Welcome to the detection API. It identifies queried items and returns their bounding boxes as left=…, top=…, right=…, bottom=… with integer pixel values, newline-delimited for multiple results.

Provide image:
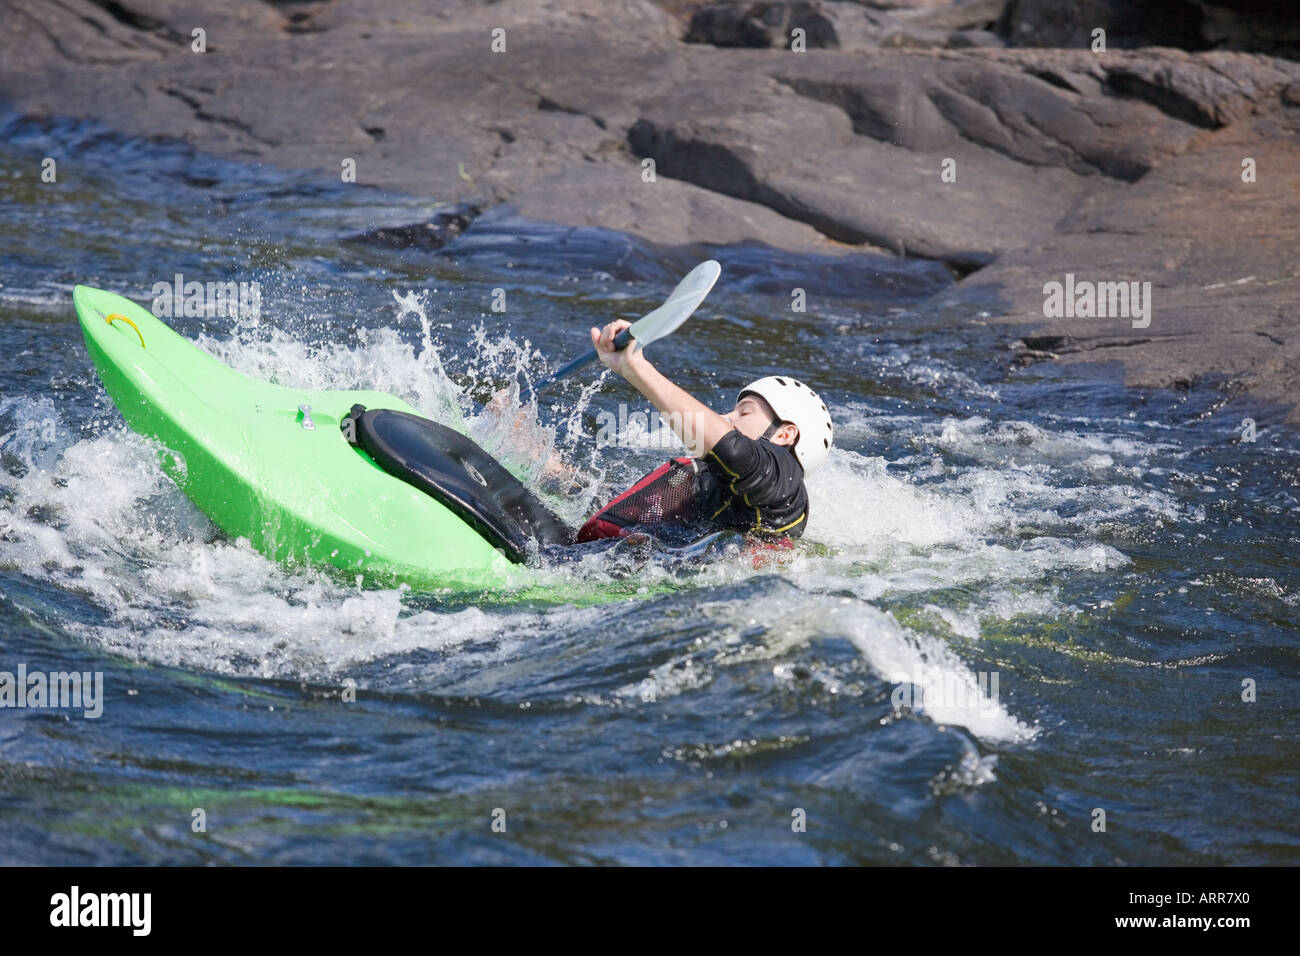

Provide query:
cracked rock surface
left=2, top=0, right=1297, bottom=421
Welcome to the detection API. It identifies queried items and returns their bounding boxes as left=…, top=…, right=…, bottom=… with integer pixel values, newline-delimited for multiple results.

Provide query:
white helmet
left=738, top=376, right=833, bottom=475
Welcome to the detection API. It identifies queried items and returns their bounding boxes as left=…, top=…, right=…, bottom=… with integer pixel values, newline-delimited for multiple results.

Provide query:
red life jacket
left=577, top=457, right=701, bottom=542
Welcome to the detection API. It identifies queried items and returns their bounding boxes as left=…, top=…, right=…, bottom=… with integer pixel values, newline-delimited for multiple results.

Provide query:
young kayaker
left=573, top=318, right=833, bottom=543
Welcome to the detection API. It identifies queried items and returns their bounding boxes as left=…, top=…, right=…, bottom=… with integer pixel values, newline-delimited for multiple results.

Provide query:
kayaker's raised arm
left=590, top=319, right=733, bottom=458
left=577, top=318, right=832, bottom=544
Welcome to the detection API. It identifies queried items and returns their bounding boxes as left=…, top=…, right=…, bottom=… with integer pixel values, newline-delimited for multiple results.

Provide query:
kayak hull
left=73, top=285, right=511, bottom=589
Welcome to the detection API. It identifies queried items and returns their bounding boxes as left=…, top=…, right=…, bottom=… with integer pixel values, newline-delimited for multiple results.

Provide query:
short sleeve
left=707, top=430, right=798, bottom=504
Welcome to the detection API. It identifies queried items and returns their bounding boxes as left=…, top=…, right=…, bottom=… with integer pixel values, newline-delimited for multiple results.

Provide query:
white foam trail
left=615, top=587, right=1036, bottom=744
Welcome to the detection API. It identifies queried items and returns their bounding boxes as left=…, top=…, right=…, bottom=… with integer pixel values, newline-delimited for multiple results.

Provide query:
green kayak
left=74, top=285, right=537, bottom=591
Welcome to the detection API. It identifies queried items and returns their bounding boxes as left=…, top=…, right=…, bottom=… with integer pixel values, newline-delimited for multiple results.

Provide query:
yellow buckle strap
left=105, top=313, right=145, bottom=349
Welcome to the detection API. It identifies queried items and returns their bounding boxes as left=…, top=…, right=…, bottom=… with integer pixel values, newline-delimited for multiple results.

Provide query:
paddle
left=528, top=260, right=721, bottom=399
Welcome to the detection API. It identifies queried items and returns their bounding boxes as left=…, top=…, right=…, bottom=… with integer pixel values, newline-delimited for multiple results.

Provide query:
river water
left=1, top=114, right=1296, bottom=865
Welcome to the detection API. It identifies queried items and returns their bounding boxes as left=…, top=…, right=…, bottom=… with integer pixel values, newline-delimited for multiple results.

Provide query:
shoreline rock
left=1, top=0, right=1297, bottom=422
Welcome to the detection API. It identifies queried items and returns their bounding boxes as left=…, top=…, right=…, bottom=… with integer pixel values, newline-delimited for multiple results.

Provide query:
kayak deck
left=73, top=285, right=513, bottom=589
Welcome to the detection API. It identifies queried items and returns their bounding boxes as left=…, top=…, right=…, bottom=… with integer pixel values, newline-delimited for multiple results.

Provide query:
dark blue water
left=1, top=114, right=1297, bottom=865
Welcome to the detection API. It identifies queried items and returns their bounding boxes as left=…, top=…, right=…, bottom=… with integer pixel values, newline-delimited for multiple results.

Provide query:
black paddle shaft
left=529, top=327, right=635, bottom=398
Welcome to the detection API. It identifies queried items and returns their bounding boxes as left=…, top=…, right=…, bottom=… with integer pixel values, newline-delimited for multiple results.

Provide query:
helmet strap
left=761, top=418, right=781, bottom=441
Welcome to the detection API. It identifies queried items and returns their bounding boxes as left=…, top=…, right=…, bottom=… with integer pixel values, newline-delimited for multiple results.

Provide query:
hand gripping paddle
left=529, top=260, right=721, bottom=398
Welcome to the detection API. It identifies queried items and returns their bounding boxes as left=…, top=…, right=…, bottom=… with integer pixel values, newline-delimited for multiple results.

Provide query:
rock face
left=1002, top=0, right=1209, bottom=51
left=943, top=102, right=1300, bottom=413
left=679, top=0, right=1300, bottom=57
left=343, top=203, right=483, bottom=251
left=1005, top=0, right=1300, bottom=58
left=1, top=0, right=1298, bottom=420
left=1197, top=1, right=1300, bottom=59
left=684, top=0, right=1006, bottom=51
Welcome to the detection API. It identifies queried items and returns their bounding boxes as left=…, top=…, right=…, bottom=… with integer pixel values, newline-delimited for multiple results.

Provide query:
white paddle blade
left=627, top=259, right=721, bottom=349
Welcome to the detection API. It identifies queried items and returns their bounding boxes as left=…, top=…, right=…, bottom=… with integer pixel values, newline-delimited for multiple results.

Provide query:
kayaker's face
left=724, top=394, right=798, bottom=446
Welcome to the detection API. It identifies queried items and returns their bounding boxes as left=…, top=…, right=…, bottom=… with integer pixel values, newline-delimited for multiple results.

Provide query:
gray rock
left=1002, top=0, right=1300, bottom=58
left=2, top=0, right=1298, bottom=421
left=894, top=0, right=1007, bottom=32
left=945, top=29, right=1006, bottom=48
left=1004, top=0, right=1208, bottom=51
left=344, top=203, right=484, bottom=251
left=1198, top=1, right=1300, bottom=58
left=947, top=104, right=1300, bottom=420
left=685, top=1, right=900, bottom=51
left=682, top=0, right=1008, bottom=51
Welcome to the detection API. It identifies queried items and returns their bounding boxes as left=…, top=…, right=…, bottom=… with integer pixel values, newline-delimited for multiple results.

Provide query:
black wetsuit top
left=696, top=430, right=809, bottom=538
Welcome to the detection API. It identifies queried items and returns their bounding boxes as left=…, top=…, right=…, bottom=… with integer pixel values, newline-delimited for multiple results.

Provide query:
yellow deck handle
left=105, top=313, right=145, bottom=349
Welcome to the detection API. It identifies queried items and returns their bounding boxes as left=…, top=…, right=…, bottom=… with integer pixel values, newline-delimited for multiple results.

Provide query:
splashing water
left=0, top=124, right=1297, bottom=865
